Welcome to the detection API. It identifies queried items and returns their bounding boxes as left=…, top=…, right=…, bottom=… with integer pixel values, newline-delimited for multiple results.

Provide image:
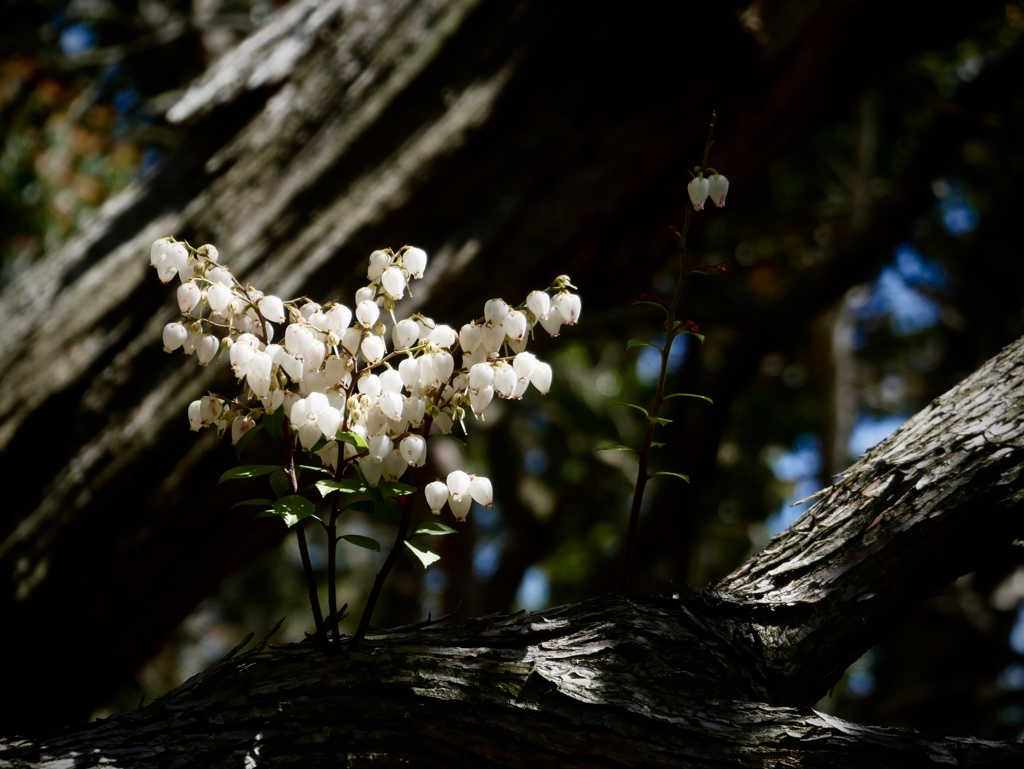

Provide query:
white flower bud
left=162, top=322, right=188, bottom=352
left=196, top=334, right=219, bottom=365
left=526, top=290, right=551, bottom=321
left=399, top=357, right=421, bottom=390
left=493, top=363, right=517, bottom=399
left=552, top=293, right=581, bottom=325
left=708, top=173, right=729, bottom=208
left=368, top=250, right=391, bottom=281
left=356, top=300, right=380, bottom=329
left=512, top=352, right=537, bottom=382
left=177, top=282, right=202, bottom=314
left=369, top=434, right=393, bottom=462
left=259, top=295, right=286, bottom=324
left=361, top=334, right=386, bottom=364
left=446, top=470, right=471, bottom=501
left=688, top=175, right=710, bottom=211
left=428, top=324, right=457, bottom=349
left=468, top=475, right=493, bottom=508
left=382, top=449, right=408, bottom=480
left=393, top=318, right=420, bottom=351
left=459, top=323, right=482, bottom=353
left=381, top=267, right=406, bottom=300
left=400, top=435, right=427, bottom=466
left=469, top=362, right=495, bottom=390
left=425, top=480, right=448, bottom=514
left=379, top=390, right=404, bottom=422
left=502, top=310, right=528, bottom=344
left=449, top=493, right=472, bottom=521
left=484, top=298, right=509, bottom=327
left=325, top=304, right=352, bottom=334
left=530, top=361, right=553, bottom=394
left=403, top=247, right=427, bottom=279
left=206, top=283, right=232, bottom=315
left=469, top=385, right=494, bottom=418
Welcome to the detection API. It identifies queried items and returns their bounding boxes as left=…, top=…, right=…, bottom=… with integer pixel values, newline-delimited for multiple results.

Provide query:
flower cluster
left=151, top=238, right=579, bottom=522
left=687, top=171, right=729, bottom=211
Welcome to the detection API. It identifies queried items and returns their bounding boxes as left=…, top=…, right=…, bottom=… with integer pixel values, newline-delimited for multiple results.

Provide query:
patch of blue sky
left=765, top=434, right=822, bottom=536
left=516, top=566, right=550, bottom=610
left=849, top=414, right=907, bottom=457
left=852, top=245, right=947, bottom=340
left=60, top=23, right=97, bottom=56
left=636, top=334, right=689, bottom=386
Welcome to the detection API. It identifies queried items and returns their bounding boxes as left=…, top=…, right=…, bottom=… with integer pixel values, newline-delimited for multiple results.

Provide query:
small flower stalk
left=151, top=239, right=579, bottom=644
left=609, top=113, right=725, bottom=593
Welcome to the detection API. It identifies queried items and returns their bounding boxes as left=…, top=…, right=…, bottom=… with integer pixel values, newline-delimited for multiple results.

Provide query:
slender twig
left=618, top=113, right=717, bottom=593
left=352, top=491, right=414, bottom=646
left=326, top=491, right=342, bottom=646
left=286, top=433, right=326, bottom=651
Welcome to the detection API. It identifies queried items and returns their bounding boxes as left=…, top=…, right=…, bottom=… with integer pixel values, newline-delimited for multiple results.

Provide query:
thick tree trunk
left=3, top=331, right=1024, bottom=766
left=0, top=0, right=1009, bottom=732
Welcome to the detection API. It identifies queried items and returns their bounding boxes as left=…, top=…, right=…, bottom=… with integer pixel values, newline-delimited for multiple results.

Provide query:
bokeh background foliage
left=3, top=0, right=1024, bottom=740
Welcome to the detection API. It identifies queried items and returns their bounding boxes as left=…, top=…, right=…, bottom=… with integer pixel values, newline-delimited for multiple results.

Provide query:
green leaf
left=269, top=468, right=291, bottom=499
left=233, top=424, right=263, bottom=458
left=337, top=430, right=368, bottom=452
left=663, top=392, right=713, bottom=405
left=219, top=465, right=280, bottom=484
left=650, top=441, right=667, bottom=448
left=298, top=464, right=331, bottom=476
left=413, top=522, right=457, bottom=536
left=626, top=338, right=661, bottom=351
left=609, top=402, right=649, bottom=418
left=231, top=498, right=274, bottom=510
left=263, top=408, right=285, bottom=439
left=404, top=541, right=441, bottom=568
left=652, top=471, right=690, bottom=483
left=381, top=482, right=417, bottom=500
left=596, top=443, right=637, bottom=452
left=271, top=495, right=317, bottom=527
left=315, top=479, right=368, bottom=498
left=340, top=534, right=381, bottom=552
left=648, top=416, right=672, bottom=426
left=682, top=331, right=705, bottom=343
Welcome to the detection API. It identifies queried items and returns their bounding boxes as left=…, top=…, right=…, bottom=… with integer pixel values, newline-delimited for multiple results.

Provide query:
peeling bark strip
left=1, top=596, right=1022, bottom=768
left=4, top=334, right=1024, bottom=764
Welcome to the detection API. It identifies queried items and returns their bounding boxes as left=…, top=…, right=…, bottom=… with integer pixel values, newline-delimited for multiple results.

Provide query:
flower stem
left=352, top=492, right=413, bottom=646
left=285, top=429, right=326, bottom=651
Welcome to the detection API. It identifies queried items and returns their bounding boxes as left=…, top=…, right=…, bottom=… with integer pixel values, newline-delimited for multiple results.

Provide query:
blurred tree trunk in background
left=0, top=0, right=1016, bottom=732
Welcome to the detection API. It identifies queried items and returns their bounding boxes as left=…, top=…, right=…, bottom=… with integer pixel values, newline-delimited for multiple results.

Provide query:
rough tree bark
left=0, top=0, right=1007, bottom=732
left=3, top=330, right=1024, bottom=766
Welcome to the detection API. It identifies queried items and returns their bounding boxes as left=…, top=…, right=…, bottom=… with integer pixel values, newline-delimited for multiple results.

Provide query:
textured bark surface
left=0, top=0, right=1009, bottom=735
left=2, top=333, right=1023, bottom=766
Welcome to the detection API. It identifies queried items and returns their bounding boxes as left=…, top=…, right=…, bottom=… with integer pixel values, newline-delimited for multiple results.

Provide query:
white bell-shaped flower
left=379, top=368, right=404, bottom=393
left=446, top=470, right=471, bottom=501
left=552, top=293, right=581, bottom=325
left=431, top=350, right=455, bottom=385
left=484, top=298, right=509, bottom=327
left=368, top=250, right=391, bottom=281
left=258, top=295, right=286, bottom=324
left=361, top=334, right=386, bottom=364
left=403, top=247, right=427, bottom=278
left=526, top=290, right=551, bottom=321
left=512, top=352, right=537, bottom=382
left=400, top=434, right=426, bottom=466
left=425, top=480, right=448, bottom=514
left=469, top=475, right=493, bottom=508
left=393, top=318, right=420, bottom=351
left=382, top=449, right=408, bottom=480
left=325, top=304, right=352, bottom=335
left=708, top=173, right=729, bottom=208
left=196, top=334, right=220, bottom=365
left=379, top=390, right=404, bottom=422
left=502, top=310, right=528, bottom=344
left=354, top=286, right=375, bottom=304
left=428, top=324, right=457, bottom=349
left=481, top=323, right=505, bottom=354
left=404, top=396, right=426, bottom=426
left=356, top=300, right=380, bottom=329
left=206, top=283, right=232, bottom=315
left=231, top=415, right=257, bottom=445
left=398, top=357, right=421, bottom=390
left=151, top=239, right=190, bottom=283
left=459, top=323, right=482, bottom=353
left=368, top=434, right=393, bottom=462
left=449, top=493, right=472, bottom=521
left=163, top=322, right=188, bottom=353
left=469, top=362, right=495, bottom=390
left=530, top=361, right=553, bottom=394
left=357, top=374, right=383, bottom=398
left=187, top=400, right=203, bottom=431
left=539, top=312, right=562, bottom=337
left=381, top=267, right=406, bottom=300
left=688, top=175, right=710, bottom=211
left=207, top=266, right=233, bottom=287
left=469, top=384, right=494, bottom=418
left=359, top=456, right=384, bottom=486
left=246, top=350, right=273, bottom=398
left=177, top=282, right=202, bottom=314
left=492, top=363, right=517, bottom=399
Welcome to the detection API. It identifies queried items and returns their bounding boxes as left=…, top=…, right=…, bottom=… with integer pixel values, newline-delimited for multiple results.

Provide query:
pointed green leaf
left=337, top=430, right=368, bottom=452
left=680, top=330, right=705, bottom=343
left=652, top=471, right=690, bottom=483
left=648, top=416, right=672, bottom=426
left=269, top=468, right=291, bottom=499
left=233, top=424, right=263, bottom=458
left=315, top=479, right=368, bottom=498
left=650, top=441, right=667, bottom=449
left=298, top=464, right=332, bottom=475
left=413, top=522, right=457, bottom=536
left=381, top=482, right=417, bottom=500
left=340, top=534, right=381, bottom=552
left=596, top=444, right=637, bottom=452
left=219, top=465, right=280, bottom=484
left=663, top=392, right=713, bottom=405
left=231, top=498, right=274, bottom=510
left=404, top=541, right=441, bottom=568
left=626, top=338, right=661, bottom=351
left=609, top=402, right=649, bottom=418
left=271, top=495, right=317, bottom=527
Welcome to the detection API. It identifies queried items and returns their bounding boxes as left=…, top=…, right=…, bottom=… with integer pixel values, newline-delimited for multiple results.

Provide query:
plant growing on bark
left=606, top=114, right=728, bottom=591
left=151, top=239, right=579, bottom=645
